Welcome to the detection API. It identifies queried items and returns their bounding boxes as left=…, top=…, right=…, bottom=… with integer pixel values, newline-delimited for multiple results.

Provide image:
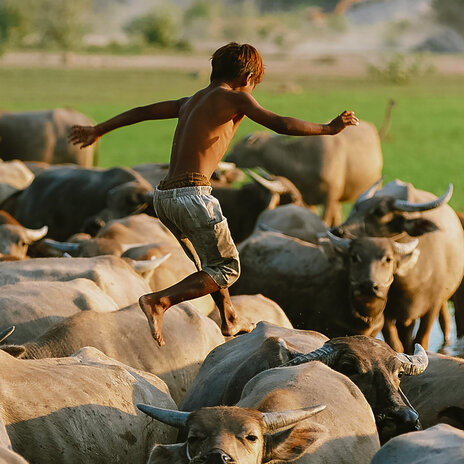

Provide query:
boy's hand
left=68, top=125, right=100, bottom=148
left=328, top=110, right=359, bottom=135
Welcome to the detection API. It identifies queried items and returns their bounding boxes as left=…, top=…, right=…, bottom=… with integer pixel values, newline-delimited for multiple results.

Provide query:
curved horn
left=246, top=169, right=287, bottom=194
left=393, top=184, right=453, bottom=212
left=131, top=253, right=171, bottom=273
left=396, top=344, right=428, bottom=376
left=137, top=404, right=190, bottom=428
left=392, top=238, right=419, bottom=256
left=120, top=243, right=144, bottom=253
left=327, top=230, right=351, bottom=250
left=0, top=326, right=15, bottom=344
left=24, top=226, right=48, bottom=242
left=263, top=405, right=326, bottom=433
left=281, top=343, right=337, bottom=367
left=354, top=177, right=383, bottom=206
left=43, top=238, right=80, bottom=253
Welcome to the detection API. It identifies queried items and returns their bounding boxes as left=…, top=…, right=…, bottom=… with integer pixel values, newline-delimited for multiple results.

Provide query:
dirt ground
left=3, top=51, right=464, bottom=77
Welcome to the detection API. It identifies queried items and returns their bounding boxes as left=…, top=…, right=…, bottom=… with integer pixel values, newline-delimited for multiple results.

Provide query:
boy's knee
left=205, top=257, right=240, bottom=289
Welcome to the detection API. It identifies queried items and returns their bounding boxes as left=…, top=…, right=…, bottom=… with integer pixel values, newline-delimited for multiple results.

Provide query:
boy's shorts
left=153, top=183, right=240, bottom=289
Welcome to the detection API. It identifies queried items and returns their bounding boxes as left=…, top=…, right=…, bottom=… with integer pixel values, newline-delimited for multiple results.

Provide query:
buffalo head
left=327, top=231, right=419, bottom=332
left=282, top=335, right=428, bottom=444
left=331, top=181, right=451, bottom=239
left=0, top=224, right=48, bottom=260
left=138, top=404, right=326, bottom=464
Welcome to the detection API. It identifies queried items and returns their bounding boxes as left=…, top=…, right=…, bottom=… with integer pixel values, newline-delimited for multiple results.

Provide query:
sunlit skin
left=69, top=72, right=359, bottom=346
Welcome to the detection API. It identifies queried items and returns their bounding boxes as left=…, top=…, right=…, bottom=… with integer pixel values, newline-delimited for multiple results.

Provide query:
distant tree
left=35, top=0, right=91, bottom=50
left=125, top=10, right=181, bottom=48
left=433, top=0, right=464, bottom=38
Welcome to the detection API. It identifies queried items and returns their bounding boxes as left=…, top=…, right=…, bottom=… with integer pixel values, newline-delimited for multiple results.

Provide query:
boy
left=69, top=42, right=359, bottom=346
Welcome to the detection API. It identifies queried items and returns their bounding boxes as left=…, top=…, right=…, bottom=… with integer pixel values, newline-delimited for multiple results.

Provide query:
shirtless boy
left=69, top=42, right=359, bottom=346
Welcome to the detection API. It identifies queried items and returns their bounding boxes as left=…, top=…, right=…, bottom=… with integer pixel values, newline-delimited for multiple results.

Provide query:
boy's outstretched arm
left=69, top=97, right=189, bottom=148
left=236, top=92, right=359, bottom=136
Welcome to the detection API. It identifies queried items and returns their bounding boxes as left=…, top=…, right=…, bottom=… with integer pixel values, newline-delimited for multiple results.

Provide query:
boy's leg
left=210, top=288, right=255, bottom=337
left=139, top=270, right=219, bottom=346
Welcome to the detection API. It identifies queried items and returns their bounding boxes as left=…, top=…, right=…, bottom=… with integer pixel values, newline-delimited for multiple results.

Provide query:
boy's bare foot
left=221, top=314, right=256, bottom=338
left=138, top=294, right=167, bottom=346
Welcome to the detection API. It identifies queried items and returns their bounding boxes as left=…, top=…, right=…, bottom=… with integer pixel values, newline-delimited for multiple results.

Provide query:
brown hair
left=210, top=42, right=264, bottom=84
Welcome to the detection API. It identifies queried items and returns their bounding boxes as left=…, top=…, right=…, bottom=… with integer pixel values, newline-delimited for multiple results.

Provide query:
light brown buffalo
left=0, top=347, right=176, bottom=464
left=1, top=302, right=224, bottom=404
left=332, top=180, right=464, bottom=352
left=0, top=108, right=98, bottom=167
left=371, top=424, right=464, bottom=464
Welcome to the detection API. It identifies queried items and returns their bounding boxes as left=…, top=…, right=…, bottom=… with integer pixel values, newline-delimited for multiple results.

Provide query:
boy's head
left=210, top=42, right=264, bottom=86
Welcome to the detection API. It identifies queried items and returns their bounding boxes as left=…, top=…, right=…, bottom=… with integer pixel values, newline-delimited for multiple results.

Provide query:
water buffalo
left=400, top=351, right=464, bottom=430
left=226, top=121, right=383, bottom=226
left=371, top=424, right=464, bottom=464
left=180, top=322, right=427, bottom=448
left=254, top=203, right=327, bottom=243
left=0, top=302, right=224, bottom=404
left=0, top=108, right=98, bottom=167
left=0, top=165, right=154, bottom=240
left=0, top=255, right=163, bottom=308
left=233, top=230, right=420, bottom=338
left=331, top=180, right=464, bottom=352
left=0, top=347, right=176, bottom=463
left=212, top=170, right=305, bottom=243
left=139, top=403, right=328, bottom=464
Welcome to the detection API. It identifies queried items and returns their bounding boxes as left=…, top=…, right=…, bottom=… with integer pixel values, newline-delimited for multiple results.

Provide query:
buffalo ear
left=1, top=345, right=27, bottom=358
left=395, top=249, right=420, bottom=277
left=403, top=218, right=438, bottom=237
left=264, top=422, right=327, bottom=463
left=147, top=443, right=187, bottom=464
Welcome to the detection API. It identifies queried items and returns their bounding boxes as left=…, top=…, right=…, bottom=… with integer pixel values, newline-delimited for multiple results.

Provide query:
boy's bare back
left=169, top=84, right=246, bottom=179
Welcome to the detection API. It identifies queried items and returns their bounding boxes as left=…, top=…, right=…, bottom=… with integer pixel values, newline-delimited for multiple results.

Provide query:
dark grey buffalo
left=232, top=230, right=420, bottom=338
left=0, top=165, right=154, bottom=240
left=331, top=179, right=464, bottom=352
left=212, top=170, right=305, bottom=243
left=226, top=121, right=383, bottom=226
left=180, top=322, right=428, bottom=448
left=0, top=108, right=98, bottom=167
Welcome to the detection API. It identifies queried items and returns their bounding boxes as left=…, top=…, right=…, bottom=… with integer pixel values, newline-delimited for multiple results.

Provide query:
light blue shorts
left=153, top=186, right=240, bottom=288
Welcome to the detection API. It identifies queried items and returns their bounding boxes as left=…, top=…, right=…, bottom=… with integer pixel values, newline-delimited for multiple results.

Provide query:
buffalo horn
left=396, top=344, right=428, bottom=376
left=327, top=230, right=351, bottom=249
left=281, top=343, right=337, bottom=367
left=43, top=239, right=80, bottom=253
left=354, top=177, right=383, bottom=206
left=217, top=161, right=236, bottom=171
left=24, top=226, right=48, bottom=242
left=263, top=405, right=326, bottom=433
left=246, top=169, right=287, bottom=194
left=131, top=253, right=171, bottom=273
left=392, top=239, right=419, bottom=255
left=393, top=184, right=453, bottom=212
left=0, top=326, right=15, bottom=344
left=137, top=404, right=190, bottom=428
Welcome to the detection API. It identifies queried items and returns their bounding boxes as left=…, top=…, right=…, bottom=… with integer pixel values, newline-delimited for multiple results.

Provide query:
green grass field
left=1, top=66, right=463, bottom=210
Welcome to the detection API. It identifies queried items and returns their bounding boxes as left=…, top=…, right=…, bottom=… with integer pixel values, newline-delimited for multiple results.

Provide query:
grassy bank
left=1, top=66, right=463, bottom=209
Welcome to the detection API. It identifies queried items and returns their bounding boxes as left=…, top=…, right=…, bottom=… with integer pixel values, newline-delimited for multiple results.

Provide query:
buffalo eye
left=398, top=370, right=404, bottom=379
left=246, top=434, right=258, bottom=442
left=382, top=255, right=393, bottom=264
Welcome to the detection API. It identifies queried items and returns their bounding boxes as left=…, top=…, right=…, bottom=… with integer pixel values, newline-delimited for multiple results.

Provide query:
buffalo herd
left=0, top=110, right=462, bottom=463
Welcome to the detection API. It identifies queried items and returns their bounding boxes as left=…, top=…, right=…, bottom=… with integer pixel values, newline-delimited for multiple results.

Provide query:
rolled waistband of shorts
left=158, top=172, right=211, bottom=190
left=154, top=185, right=212, bottom=199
